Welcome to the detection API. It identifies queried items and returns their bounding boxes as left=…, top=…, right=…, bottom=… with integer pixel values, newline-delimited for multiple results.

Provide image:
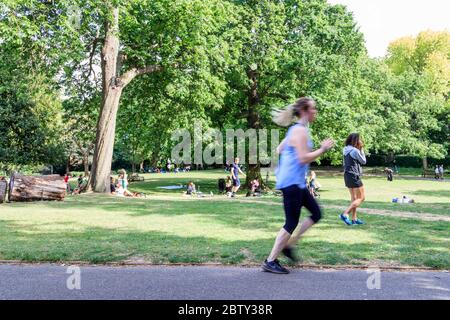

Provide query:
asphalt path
left=0, top=264, right=448, bottom=300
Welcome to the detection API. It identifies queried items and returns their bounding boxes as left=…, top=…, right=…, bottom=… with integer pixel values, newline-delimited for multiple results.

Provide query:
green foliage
left=0, top=75, right=64, bottom=168
left=385, top=31, right=450, bottom=160
left=0, top=0, right=448, bottom=171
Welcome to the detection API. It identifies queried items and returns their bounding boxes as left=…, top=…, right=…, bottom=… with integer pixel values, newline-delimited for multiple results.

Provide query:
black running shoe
left=282, top=247, right=299, bottom=263
left=262, top=259, right=290, bottom=274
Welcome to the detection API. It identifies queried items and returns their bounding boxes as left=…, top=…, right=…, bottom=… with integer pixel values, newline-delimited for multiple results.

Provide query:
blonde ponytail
left=272, top=97, right=315, bottom=127
left=272, top=104, right=295, bottom=127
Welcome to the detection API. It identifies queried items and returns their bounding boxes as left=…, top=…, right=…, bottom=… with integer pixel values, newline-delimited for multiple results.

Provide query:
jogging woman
left=262, top=97, right=334, bottom=274
left=340, top=133, right=366, bottom=226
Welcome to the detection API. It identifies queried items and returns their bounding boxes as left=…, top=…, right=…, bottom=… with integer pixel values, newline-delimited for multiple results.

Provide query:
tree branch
left=87, top=30, right=101, bottom=81
left=118, top=65, right=164, bottom=88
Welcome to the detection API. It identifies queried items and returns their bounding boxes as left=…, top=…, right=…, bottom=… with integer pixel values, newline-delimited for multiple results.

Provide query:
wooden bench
left=422, top=169, right=437, bottom=178
left=366, top=168, right=385, bottom=175
left=129, top=174, right=145, bottom=182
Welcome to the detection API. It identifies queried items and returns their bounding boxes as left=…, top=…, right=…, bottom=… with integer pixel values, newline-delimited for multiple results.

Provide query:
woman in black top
left=340, top=133, right=367, bottom=226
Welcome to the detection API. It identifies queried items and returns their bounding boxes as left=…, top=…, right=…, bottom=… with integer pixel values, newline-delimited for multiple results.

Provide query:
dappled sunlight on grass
left=308, top=223, right=378, bottom=244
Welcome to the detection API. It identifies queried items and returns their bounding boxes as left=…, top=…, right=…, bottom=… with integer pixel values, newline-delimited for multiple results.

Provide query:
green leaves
left=384, top=31, right=450, bottom=160
left=0, top=0, right=447, bottom=171
left=0, top=74, right=64, bottom=167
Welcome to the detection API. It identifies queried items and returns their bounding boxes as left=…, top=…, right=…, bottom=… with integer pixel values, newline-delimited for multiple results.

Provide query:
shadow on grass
left=1, top=196, right=448, bottom=268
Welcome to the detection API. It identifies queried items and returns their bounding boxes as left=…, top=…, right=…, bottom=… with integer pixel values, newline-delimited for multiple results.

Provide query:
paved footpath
left=0, top=264, right=449, bottom=300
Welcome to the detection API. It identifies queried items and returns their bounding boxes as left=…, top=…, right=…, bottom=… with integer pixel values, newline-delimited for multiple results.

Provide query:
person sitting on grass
left=118, top=169, right=129, bottom=190
left=247, top=179, right=261, bottom=197
left=402, top=196, right=415, bottom=203
left=115, top=182, right=125, bottom=196
left=110, top=177, right=117, bottom=194
left=73, top=177, right=88, bottom=195
left=225, top=176, right=232, bottom=194
left=307, top=171, right=321, bottom=197
left=114, top=182, right=137, bottom=197
left=77, top=174, right=84, bottom=188
left=186, top=181, right=196, bottom=195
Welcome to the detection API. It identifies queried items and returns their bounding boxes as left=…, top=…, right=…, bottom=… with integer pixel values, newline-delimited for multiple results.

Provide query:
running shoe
left=352, top=219, right=365, bottom=225
left=339, top=214, right=352, bottom=226
left=262, top=259, right=290, bottom=274
left=282, top=247, right=299, bottom=263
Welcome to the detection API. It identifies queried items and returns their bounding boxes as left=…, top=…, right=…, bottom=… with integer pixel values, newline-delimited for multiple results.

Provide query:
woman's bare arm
left=277, top=138, right=288, bottom=154
left=290, top=127, right=334, bottom=164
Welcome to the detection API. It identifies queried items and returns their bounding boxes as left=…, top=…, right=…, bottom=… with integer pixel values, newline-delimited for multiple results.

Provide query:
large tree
left=386, top=30, right=450, bottom=169
left=216, top=0, right=365, bottom=186
left=86, top=0, right=235, bottom=192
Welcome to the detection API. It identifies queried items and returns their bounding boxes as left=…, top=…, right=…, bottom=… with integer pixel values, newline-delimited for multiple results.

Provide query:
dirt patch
left=323, top=205, right=450, bottom=222
left=239, top=248, right=256, bottom=264
left=134, top=195, right=450, bottom=222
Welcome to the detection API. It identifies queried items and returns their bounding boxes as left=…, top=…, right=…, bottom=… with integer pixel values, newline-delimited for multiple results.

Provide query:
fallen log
left=8, top=173, right=66, bottom=202
left=0, top=179, right=7, bottom=203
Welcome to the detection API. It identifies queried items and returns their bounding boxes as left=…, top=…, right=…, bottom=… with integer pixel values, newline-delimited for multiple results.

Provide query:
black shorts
left=344, top=173, right=363, bottom=188
left=281, top=185, right=322, bottom=234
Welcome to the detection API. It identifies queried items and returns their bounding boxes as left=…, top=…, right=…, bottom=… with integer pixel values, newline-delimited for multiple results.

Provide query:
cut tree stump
left=8, top=173, right=66, bottom=202
left=0, top=180, right=7, bottom=203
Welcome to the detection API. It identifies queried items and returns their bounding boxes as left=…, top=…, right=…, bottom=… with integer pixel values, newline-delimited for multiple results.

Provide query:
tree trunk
left=89, top=6, right=163, bottom=193
left=140, top=161, right=144, bottom=172
left=245, top=67, right=265, bottom=189
left=83, top=152, right=89, bottom=177
left=422, top=156, right=428, bottom=177
left=422, top=156, right=428, bottom=171
left=8, top=173, right=66, bottom=202
left=386, top=151, right=394, bottom=165
left=66, top=153, right=71, bottom=174
left=0, top=179, right=7, bottom=203
left=90, top=7, right=122, bottom=193
left=131, top=163, right=136, bottom=174
left=246, top=163, right=263, bottom=189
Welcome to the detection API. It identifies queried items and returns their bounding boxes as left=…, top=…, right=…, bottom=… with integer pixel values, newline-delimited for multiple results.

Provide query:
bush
left=365, top=154, right=450, bottom=168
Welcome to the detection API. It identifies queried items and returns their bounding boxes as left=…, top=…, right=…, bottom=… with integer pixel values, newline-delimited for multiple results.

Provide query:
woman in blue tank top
left=262, top=97, right=335, bottom=274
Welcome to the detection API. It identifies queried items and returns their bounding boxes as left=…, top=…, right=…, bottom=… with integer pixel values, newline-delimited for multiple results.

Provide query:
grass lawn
left=0, top=170, right=448, bottom=269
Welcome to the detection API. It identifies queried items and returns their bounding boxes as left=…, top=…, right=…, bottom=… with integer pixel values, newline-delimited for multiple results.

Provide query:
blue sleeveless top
left=276, top=123, right=314, bottom=190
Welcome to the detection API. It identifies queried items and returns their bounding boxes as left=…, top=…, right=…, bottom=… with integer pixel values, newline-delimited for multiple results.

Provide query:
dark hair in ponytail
left=345, top=133, right=363, bottom=149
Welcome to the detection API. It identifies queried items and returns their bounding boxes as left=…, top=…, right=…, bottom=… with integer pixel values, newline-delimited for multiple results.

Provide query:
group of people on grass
left=64, top=169, right=146, bottom=197
left=64, top=173, right=88, bottom=195
left=222, top=159, right=262, bottom=198
left=110, top=169, right=144, bottom=197
left=143, top=164, right=191, bottom=174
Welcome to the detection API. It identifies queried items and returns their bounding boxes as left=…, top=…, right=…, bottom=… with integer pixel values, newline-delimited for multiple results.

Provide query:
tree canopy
left=0, top=1, right=448, bottom=182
